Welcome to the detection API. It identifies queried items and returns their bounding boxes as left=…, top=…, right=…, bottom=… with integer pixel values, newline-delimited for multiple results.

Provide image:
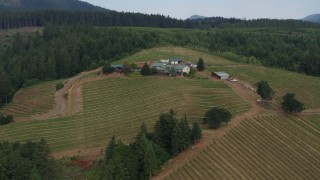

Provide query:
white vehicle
left=228, top=78, right=238, bottom=82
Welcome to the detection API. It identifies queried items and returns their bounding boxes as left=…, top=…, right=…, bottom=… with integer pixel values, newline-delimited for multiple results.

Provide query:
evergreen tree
left=144, top=142, right=157, bottom=178
left=179, top=115, right=192, bottom=150
left=141, top=62, right=151, bottom=76
left=46, top=51, right=57, bottom=79
left=197, top=57, right=205, bottom=71
left=171, top=122, right=183, bottom=155
left=105, top=135, right=117, bottom=164
left=154, top=110, right=177, bottom=153
left=136, top=133, right=158, bottom=179
left=137, top=123, right=149, bottom=140
left=0, top=69, right=15, bottom=107
left=192, top=122, right=202, bottom=144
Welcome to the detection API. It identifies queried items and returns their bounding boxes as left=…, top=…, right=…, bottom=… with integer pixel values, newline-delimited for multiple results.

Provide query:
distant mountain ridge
left=188, top=15, right=208, bottom=20
left=0, top=0, right=107, bottom=11
left=303, top=14, right=320, bottom=23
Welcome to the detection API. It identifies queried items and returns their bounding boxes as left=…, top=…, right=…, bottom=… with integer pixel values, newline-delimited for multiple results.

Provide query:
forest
left=1, top=10, right=319, bottom=30
left=1, top=25, right=320, bottom=107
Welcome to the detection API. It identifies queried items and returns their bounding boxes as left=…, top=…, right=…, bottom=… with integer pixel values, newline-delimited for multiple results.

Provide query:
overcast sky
left=82, top=0, right=319, bottom=20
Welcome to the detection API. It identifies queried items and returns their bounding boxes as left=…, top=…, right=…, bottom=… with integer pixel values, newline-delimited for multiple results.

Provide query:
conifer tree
left=192, top=122, right=202, bottom=144
left=197, top=57, right=205, bottom=71
left=144, top=142, right=157, bottom=178
left=105, top=135, right=117, bottom=164
left=141, top=62, right=151, bottom=76
left=171, top=122, right=183, bottom=155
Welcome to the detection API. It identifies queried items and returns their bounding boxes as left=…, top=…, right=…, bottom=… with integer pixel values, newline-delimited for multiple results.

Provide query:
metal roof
left=214, top=72, right=229, bottom=76
left=175, top=65, right=188, bottom=70
left=111, top=64, right=123, bottom=68
left=150, top=62, right=165, bottom=67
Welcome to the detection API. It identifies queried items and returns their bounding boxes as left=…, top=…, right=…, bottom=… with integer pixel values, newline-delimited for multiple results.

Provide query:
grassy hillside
left=116, top=46, right=320, bottom=110
left=114, top=46, right=236, bottom=66
left=0, top=76, right=249, bottom=152
left=167, top=114, right=320, bottom=179
left=213, top=65, right=320, bottom=109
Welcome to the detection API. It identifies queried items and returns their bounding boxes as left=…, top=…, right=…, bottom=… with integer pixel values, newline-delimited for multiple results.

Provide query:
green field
left=0, top=76, right=250, bottom=152
left=167, top=114, right=320, bottom=179
left=115, top=46, right=236, bottom=66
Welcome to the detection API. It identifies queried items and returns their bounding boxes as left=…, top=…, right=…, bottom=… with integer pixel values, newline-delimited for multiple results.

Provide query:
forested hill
left=0, top=0, right=106, bottom=11
left=1, top=10, right=320, bottom=30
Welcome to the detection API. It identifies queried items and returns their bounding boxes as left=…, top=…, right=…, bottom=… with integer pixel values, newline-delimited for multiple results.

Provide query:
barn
left=212, top=72, right=230, bottom=79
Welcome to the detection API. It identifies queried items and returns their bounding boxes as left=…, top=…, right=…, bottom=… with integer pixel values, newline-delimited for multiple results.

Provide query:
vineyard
left=0, top=81, right=58, bottom=121
left=0, top=47, right=319, bottom=179
left=0, top=77, right=250, bottom=152
left=213, top=65, right=320, bottom=109
left=165, top=114, right=320, bottom=179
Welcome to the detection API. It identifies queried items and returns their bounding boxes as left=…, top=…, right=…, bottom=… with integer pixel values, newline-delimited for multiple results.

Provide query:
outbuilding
left=169, top=58, right=183, bottom=64
left=175, top=64, right=190, bottom=75
left=212, top=72, right=230, bottom=79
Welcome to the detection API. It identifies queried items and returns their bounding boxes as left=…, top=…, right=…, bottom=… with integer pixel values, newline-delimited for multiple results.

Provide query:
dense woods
left=0, top=25, right=159, bottom=106
left=1, top=10, right=319, bottom=30
left=1, top=25, right=320, bottom=107
left=0, top=139, right=56, bottom=179
left=0, top=10, right=188, bottom=29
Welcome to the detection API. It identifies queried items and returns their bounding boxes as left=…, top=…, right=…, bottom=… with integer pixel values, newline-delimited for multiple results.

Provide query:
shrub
left=0, top=113, right=13, bottom=125
left=56, top=82, right=64, bottom=91
left=102, top=64, right=115, bottom=74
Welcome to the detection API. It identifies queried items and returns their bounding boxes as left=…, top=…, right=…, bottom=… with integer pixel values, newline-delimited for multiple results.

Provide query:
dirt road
left=32, top=68, right=102, bottom=120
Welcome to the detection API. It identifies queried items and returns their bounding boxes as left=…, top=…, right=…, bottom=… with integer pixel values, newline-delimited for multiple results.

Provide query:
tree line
left=0, top=10, right=189, bottom=29
left=1, top=10, right=319, bottom=30
left=1, top=25, right=319, bottom=107
left=192, top=17, right=320, bottom=29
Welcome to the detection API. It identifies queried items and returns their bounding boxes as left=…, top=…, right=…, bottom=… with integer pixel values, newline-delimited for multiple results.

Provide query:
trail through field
left=153, top=73, right=269, bottom=180
left=32, top=68, right=102, bottom=120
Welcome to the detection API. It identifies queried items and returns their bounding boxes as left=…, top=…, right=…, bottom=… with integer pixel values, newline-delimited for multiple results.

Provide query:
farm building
left=150, top=62, right=166, bottom=69
left=111, top=64, right=124, bottom=73
left=149, top=62, right=191, bottom=76
left=169, top=58, right=183, bottom=64
left=212, top=72, right=230, bottom=79
left=175, top=65, right=190, bottom=75
left=159, top=59, right=170, bottom=63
